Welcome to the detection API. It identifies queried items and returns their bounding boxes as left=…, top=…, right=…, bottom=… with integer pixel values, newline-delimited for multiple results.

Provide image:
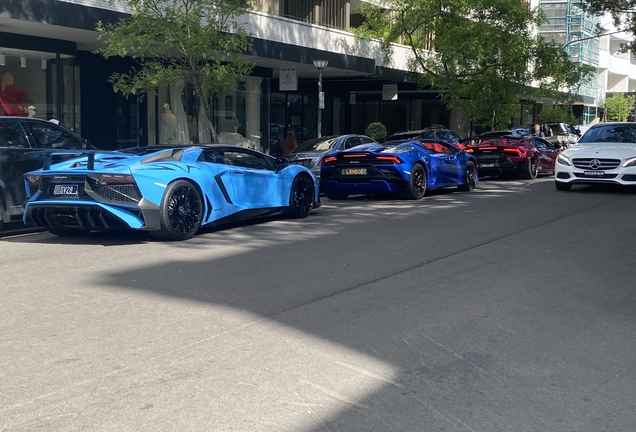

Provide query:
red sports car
left=465, top=136, right=562, bottom=179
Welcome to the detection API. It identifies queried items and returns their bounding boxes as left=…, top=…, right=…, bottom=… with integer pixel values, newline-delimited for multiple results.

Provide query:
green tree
left=95, top=0, right=254, bottom=142
left=536, top=105, right=578, bottom=124
left=355, top=0, right=594, bottom=130
left=602, top=93, right=635, bottom=121
left=583, top=0, right=636, bottom=54
left=365, top=122, right=388, bottom=142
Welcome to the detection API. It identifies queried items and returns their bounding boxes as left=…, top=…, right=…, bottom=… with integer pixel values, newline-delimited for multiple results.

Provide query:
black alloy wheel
left=289, top=174, right=314, bottom=218
left=400, top=163, right=427, bottom=200
left=153, top=180, right=202, bottom=240
left=555, top=181, right=572, bottom=191
left=458, top=161, right=477, bottom=192
left=521, top=156, right=538, bottom=179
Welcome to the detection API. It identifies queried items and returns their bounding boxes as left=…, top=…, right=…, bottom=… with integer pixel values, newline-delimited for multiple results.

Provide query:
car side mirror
left=275, top=157, right=289, bottom=173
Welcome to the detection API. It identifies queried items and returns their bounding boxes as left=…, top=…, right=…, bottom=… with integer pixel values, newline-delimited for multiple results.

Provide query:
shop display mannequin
left=160, top=103, right=178, bottom=144
left=27, top=105, right=36, bottom=118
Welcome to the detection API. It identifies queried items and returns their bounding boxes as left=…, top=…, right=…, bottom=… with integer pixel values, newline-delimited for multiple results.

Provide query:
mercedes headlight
left=623, top=156, right=636, bottom=167
left=556, top=154, right=572, bottom=166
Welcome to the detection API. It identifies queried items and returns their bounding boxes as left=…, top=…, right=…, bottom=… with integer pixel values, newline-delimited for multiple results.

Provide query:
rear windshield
left=293, top=137, right=337, bottom=152
left=578, top=124, right=636, bottom=144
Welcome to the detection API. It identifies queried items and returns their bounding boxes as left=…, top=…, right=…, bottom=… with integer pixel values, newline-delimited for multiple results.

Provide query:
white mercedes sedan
left=554, top=122, right=636, bottom=191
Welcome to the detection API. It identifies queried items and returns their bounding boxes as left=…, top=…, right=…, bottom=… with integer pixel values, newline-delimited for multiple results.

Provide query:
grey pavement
left=0, top=177, right=634, bottom=431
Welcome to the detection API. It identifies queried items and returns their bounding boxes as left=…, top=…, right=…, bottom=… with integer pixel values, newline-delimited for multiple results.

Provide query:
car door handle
left=233, top=171, right=244, bottom=175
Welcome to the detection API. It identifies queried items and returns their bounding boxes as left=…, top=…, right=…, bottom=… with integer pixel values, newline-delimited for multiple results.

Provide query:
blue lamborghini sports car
left=22, top=145, right=320, bottom=240
left=320, top=139, right=478, bottom=200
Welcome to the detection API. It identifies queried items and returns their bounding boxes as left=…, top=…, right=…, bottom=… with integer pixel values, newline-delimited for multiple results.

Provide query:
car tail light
left=343, top=154, right=367, bottom=158
left=25, top=174, right=41, bottom=186
left=88, top=174, right=135, bottom=184
left=503, top=147, right=524, bottom=156
left=376, top=155, right=403, bottom=164
left=465, top=148, right=474, bottom=153
left=319, top=156, right=337, bottom=166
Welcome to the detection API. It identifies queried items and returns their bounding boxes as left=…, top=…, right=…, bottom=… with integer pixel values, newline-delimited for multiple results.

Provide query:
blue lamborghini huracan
left=320, top=139, right=477, bottom=200
left=23, top=145, right=320, bottom=240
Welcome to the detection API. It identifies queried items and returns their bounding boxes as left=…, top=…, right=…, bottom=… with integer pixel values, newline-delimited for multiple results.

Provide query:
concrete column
left=244, top=76, right=263, bottom=149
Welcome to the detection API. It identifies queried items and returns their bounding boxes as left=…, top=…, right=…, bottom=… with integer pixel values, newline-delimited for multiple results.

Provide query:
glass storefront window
left=153, top=76, right=265, bottom=151
left=0, top=49, right=79, bottom=133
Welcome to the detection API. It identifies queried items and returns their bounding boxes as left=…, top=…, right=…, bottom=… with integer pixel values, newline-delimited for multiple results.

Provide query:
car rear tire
left=289, top=174, right=314, bottom=218
left=555, top=181, right=572, bottom=191
left=521, top=156, right=538, bottom=179
left=457, top=161, right=477, bottom=192
left=326, top=192, right=349, bottom=200
left=400, top=164, right=426, bottom=200
left=152, top=180, right=202, bottom=241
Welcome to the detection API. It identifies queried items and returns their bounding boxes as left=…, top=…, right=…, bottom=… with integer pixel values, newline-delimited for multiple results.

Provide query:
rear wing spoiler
left=22, top=150, right=126, bottom=171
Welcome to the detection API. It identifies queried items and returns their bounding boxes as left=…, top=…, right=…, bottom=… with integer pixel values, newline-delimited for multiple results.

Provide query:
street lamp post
left=313, top=60, right=328, bottom=138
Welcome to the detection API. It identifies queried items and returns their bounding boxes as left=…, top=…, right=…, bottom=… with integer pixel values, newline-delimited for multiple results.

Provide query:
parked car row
left=5, top=121, right=633, bottom=240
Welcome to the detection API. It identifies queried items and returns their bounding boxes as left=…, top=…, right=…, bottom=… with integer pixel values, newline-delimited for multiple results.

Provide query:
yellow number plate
left=342, top=168, right=367, bottom=175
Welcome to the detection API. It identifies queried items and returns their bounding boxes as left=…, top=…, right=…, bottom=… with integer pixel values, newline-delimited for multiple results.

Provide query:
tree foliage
left=95, top=0, right=254, bottom=140
left=602, top=93, right=635, bottom=121
left=536, top=105, right=578, bottom=124
left=355, top=0, right=595, bottom=130
left=365, top=122, right=388, bottom=142
left=583, top=0, right=636, bottom=54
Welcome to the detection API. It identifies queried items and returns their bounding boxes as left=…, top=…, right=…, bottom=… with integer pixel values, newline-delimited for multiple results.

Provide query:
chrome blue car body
left=320, top=139, right=478, bottom=200
left=23, top=145, right=320, bottom=240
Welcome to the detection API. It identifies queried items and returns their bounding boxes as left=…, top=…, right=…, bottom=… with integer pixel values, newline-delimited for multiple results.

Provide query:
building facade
left=1, top=0, right=455, bottom=154
left=3, top=0, right=632, bottom=153
left=535, top=0, right=636, bottom=123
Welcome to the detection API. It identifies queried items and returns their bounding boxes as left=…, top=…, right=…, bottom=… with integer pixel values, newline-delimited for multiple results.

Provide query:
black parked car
left=0, top=117, right=92, bottom=230
left=386, top=127, right=462, bottom=146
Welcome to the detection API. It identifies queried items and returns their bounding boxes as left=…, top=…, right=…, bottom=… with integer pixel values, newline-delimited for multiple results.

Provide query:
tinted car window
left=293, top=137, right=337, bottom=152
left=0, top=123, right=29, bottom=148
left=579, top=124, right=636, bottom=144
left=222, top=150, right=272, bottom=170
left=531, top=138, right=549, bottom=151
left=437, top=130, right=459, bottom=144
left=347, top=136, right=363, bottom=148
left=27, top=123, right=85, bottom=149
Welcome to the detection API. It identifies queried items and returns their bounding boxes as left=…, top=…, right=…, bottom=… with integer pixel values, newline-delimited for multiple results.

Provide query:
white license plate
left=583, top=171, right=605, bottom=177
left=53, top=185, right=79, bottom=195
left=479, top=163, right=495, bottom=168
left=342, top=168, right=367, bottom=175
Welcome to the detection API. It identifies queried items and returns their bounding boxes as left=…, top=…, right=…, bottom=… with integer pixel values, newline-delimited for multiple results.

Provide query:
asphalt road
left=1, top=177, right=634, bottom=432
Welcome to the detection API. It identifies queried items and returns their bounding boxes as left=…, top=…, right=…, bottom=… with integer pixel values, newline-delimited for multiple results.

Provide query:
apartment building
left=536, top=0, right=636, bottom=124
left=1, top=0, right=456, bottom=153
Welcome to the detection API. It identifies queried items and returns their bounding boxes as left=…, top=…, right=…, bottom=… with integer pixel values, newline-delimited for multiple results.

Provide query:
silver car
left=286, top=134, right=378, bottom=180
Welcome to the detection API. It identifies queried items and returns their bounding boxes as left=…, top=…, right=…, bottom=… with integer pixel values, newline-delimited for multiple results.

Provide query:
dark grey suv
left=0, top=117, right=91, bottom=230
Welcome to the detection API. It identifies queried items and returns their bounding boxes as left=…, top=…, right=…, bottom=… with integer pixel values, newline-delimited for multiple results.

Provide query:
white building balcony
left=608, top=54, right=630, bottom=76
left=598, top=49, right=609, bottom=69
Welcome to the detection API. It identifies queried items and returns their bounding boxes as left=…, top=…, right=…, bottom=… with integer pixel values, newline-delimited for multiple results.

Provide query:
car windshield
left=578, top=124, right=636, bottom=144
left=293, top=137, right=337, bottom=152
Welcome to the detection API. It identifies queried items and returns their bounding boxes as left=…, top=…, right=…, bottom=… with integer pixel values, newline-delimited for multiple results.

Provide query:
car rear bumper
left=23, top=199, right=161, bottom=231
